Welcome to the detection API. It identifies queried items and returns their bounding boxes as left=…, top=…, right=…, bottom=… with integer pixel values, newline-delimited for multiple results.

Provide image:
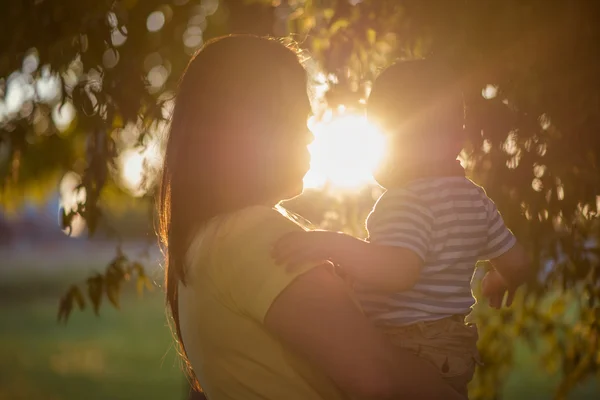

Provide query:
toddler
left=274, top=60, right=531, bottom=398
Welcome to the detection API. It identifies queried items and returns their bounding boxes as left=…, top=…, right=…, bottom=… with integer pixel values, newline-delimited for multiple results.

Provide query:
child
left=273, top=60, right=531, bottom=398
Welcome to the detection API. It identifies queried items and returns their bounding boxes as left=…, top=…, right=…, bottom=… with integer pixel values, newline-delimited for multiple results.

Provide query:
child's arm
left=273, top=231, right=423, bottom=292
left=489, top=242, right=531, bottom=289
left=479, top=196, right=532, bottom=307
left=274, top=191, right=431, bottom=292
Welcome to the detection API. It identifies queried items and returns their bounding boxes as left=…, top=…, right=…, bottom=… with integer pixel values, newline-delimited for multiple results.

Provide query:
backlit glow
left=121, top=150, right=145, bottom=191
left=117, top=110, right=386, bottom=195
left=119, top=131, right=164, bottom=197
left=304, top=111, right=386, bottom=190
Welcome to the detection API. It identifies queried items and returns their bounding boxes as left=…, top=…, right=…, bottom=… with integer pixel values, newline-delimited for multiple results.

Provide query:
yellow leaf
left=112, top=114, right=124, bottom=129
left=137, top=275, right=153, bottom=296
left=323, top=8, right=335, bottom=21
left=330, top=19, right=349, bottom=35
left=136, top=276, right=145, bottom=296
left=367, top=28, right=376, bottom=45
left=549, top=298, right=566, bottom=316
left=301, top=16, right=316, bottom=32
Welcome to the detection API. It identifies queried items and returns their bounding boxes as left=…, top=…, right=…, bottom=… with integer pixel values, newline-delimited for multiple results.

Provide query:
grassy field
left=1, top=262, right=598, bottom=400
left=0, top=265, right=185, bottom=400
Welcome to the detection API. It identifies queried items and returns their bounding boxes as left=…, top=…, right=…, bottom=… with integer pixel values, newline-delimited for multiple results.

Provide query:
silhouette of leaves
left=57, top=254, right=152, bottom=323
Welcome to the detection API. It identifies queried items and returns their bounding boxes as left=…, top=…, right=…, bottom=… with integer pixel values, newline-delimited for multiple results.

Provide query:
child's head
left=367, top=59, right=465, bottom=182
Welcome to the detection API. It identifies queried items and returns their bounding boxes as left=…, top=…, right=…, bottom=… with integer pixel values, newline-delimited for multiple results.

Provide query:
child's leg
left=382, top=316, right=480, bottom=398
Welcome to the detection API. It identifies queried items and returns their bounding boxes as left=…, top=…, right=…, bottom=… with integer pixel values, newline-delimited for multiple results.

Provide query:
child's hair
left=367, top=59, right=465, bottom=156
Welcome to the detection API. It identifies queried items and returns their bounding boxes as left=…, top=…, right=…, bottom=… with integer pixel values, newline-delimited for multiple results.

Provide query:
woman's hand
left=481, top=269, right=515, bottom=309
left=272, top=230, right=362, bottom=271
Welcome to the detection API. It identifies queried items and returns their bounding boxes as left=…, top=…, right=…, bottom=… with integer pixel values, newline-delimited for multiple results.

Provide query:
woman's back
left=178, top=206, right=347, bottom=400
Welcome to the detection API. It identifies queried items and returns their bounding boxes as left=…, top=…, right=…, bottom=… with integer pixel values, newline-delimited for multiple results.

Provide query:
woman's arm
left=265, top=266, right=462, bottom=400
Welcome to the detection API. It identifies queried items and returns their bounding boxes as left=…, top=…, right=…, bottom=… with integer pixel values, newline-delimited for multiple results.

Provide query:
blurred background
left=2, top=0, right=600, bottom=399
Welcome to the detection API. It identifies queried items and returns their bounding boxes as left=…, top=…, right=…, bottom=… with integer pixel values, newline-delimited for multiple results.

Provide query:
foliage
left=2, top=0, right=600, bottom=398
left=0, top=0, right=233, bottom=214
left=57, top=249, right=153, bottom=323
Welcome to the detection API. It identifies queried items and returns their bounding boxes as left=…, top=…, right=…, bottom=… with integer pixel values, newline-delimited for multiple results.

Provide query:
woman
left=158, top=35, right=462, bottom=400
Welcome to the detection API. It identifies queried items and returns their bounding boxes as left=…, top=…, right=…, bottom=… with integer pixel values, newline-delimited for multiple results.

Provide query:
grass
left=1, top=262, right=598, bottom=400
left=0, top=265, right=185, bottom=400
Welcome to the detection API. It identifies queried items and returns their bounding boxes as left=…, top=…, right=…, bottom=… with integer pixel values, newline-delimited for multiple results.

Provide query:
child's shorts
left=381, top=315, right=481, bottom=399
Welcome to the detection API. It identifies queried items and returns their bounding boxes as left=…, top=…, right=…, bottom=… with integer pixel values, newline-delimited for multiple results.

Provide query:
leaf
left=136, top=275, right=148, bottom=296
left=59, top=208, right=73, bottom=235
left=330, top=19, right=349, bottom=35
left=300, top=15, right=316, bottom=32
left=87, top=274, right=104, bottom=316
left=550, top=298, right=566, bottom=316
left=57, top=292, right=73, bottom=324
left=71, top=285, right=86, bottom=310
left=106, top=279, right=120, bottom=309
left=131, top=261, right=146, bottom=277
left=112, top=113, right=124, bottom=129
left=107, top=255, right=127, bottom=281
left=145, top=276, right=154, bottom=291
left=136, top=272, right=153, bottom=297
left=367, top=28, right=376, bottom=45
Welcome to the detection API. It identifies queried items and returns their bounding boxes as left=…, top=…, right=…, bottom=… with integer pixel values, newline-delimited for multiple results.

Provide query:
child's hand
left=481, top=270, right=515, bottom=309
left=272, top=230, right=358, bottom=271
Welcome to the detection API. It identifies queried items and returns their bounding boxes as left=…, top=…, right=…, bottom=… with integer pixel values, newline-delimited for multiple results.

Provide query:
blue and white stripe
left=359, top=177, right=516, bottom=327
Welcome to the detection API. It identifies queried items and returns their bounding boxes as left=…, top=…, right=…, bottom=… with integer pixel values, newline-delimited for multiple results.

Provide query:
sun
left=304, top=110, right=386, bottom=190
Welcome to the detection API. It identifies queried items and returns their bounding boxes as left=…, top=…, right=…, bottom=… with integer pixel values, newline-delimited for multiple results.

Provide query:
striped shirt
left=358, top=176, right=516, bottom=327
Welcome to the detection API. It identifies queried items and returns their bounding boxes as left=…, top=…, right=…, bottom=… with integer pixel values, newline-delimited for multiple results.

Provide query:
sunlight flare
left=118, top=131, right=164, bottom=197
left=121, top=149, right=145, bottom=191
left=304, top=111, right=386, bottom=190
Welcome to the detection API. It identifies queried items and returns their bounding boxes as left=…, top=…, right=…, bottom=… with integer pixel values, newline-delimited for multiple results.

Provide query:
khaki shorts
left=382, top=315, right=480, bottom=399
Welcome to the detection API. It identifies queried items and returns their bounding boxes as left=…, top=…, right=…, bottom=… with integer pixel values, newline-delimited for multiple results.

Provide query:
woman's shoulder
left=227, top=205, right=307, bottom=248
left=186, top=205, right=301, bottom=258
left=186, top=206, right=302, bottom=278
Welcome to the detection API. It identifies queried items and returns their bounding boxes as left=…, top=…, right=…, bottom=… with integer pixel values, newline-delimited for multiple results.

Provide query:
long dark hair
left=158, top=35, right=310, bottom=388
